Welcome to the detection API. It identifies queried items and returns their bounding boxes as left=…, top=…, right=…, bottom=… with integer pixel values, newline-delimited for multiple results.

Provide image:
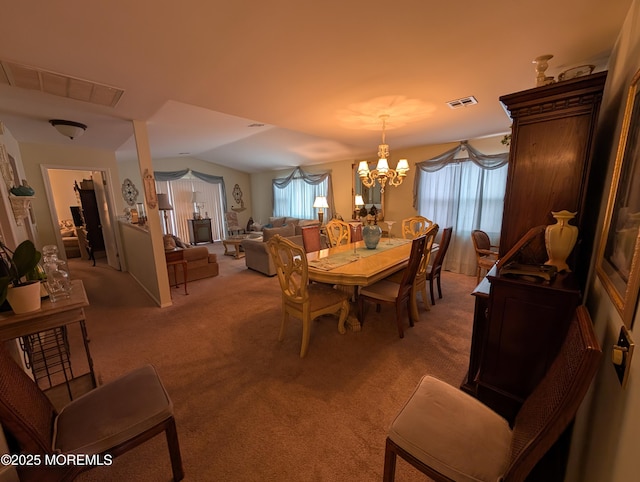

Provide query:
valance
left=413, top=141, right=509, bottom=207
left=273, top=166, right=335, bottom=218
left=154, top=168, right=228, bottom=212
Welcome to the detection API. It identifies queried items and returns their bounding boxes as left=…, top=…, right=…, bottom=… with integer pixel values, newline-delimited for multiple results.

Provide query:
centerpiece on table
left=362, top=206, right=382, bottom=249
left=0, top=239, right=43, bottom=313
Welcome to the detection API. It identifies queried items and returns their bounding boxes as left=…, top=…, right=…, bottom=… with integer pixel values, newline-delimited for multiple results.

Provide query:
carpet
left=66, top=241, right=477, bottom=482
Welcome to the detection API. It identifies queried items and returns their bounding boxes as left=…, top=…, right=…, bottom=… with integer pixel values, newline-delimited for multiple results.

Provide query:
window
left=273, top=167, right=334, bottom=220
left=415, top=142, right=509, bottom=276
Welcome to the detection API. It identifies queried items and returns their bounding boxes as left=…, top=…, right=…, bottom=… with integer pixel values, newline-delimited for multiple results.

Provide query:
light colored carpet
left=67, top=242, right=477, bottom=482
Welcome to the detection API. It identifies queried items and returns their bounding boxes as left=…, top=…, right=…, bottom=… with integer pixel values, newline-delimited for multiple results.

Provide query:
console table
left=188, top=218, right=213, bottom=244
left=0, top=280, right=95, bottom=407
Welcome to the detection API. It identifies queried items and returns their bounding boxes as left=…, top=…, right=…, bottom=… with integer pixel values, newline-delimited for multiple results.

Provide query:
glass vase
left=362, top=224, right=382, bottom=249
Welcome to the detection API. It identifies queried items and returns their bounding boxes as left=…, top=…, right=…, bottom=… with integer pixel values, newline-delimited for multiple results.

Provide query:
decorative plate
left=121, top=178, right=139, bottom=206
left=558, top=65, right=595, bottom=82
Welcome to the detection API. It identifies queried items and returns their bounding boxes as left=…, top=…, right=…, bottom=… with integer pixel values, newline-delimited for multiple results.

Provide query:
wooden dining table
left=306, top=238, right=414, bottom=330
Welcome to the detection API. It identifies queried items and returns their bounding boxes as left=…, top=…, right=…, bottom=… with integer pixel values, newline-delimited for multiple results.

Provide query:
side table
left=165, top=249, right=188, bottom=295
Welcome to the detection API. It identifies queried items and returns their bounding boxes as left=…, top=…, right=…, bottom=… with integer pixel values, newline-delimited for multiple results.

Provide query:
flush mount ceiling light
left=49, top=119, right=87, bottom=140
left=357, top=114, right=410, bottom=193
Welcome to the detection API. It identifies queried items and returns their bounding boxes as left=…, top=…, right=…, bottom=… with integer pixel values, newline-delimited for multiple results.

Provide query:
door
left=91, top=171, right=121, bottom=270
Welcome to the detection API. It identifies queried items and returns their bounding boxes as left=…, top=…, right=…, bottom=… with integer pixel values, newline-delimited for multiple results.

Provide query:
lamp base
left=318, top=212, right=324, bottom=224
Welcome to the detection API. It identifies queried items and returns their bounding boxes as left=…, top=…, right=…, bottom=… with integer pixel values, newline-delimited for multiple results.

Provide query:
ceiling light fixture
left=49, top=119, right=87, bottom=140
left=357, top=114, right=409, bottom=193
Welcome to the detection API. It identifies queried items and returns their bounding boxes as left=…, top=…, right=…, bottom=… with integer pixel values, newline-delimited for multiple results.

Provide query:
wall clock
left=121, top=178, right=139, bottom=206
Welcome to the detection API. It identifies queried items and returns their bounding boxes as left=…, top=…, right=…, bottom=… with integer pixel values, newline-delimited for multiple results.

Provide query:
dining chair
left=401, top=216, right=434, bottom=239
left=325, top=219, right=351, bottom=247
left=267, top=234, right=350, bottom=357
left=383, top=305, right=601, bottom=482
left=471, top=229, right=499, bottom=282
left=425, top=226, right=452, bottom=305
left=357, top=235, right=427, bottom=338
left=0, top=345, right=184, bottom=482
left=301, top=225, right=323, bottom=253
left=386, top=224, right=439, bottom=319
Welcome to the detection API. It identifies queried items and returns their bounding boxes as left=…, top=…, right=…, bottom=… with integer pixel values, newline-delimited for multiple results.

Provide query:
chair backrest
left=0, top=345, right=57, bottom=454
left=267, top=235, right=310, bottom=305
left=349, top=223, right=363, bottom=242
left=503, top=305, right=602, bottom=481
left=471, top=229, right=492, bottom=255
left=301, top=225, right=322, bottom=253
left=415, top=224, right=439, bottom=282
left=225, top=212, right=241, bottom=230
left=428, top=226, right=452, bottom=276
left=401, top=216, right=434, bottom=239
left=397, top=235, right=427, bottom=301
left=326, top=219, right=351, bottom=247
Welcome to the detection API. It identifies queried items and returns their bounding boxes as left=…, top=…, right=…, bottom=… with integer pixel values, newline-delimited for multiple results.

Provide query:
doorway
left=41, top=166, right=121, bottom=270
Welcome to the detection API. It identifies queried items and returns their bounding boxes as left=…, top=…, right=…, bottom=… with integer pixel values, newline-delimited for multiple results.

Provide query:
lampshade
left=354, top=195, right=365, bottom=207
left=157, top=193, right=173, bottom=211
left=396, top=159, right=410, bottom=174
left=313, top=196, right=329, bottom=209
left=376, top=158, right=390, bottom=174
left=191, top=191, right=205, bottom=203
left=49, top=119, right=87, bottom=140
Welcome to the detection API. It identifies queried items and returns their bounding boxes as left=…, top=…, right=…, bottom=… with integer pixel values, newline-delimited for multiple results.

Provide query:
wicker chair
left=383, top=305, right=601, bottom=482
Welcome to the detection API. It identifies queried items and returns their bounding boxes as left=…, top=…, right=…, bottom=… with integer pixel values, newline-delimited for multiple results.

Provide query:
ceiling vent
left=446, top=96, right=478, bottom=109
left=0, top=60, right=124, bottom=108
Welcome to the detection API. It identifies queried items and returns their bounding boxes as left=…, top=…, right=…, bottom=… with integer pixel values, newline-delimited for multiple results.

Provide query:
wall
left=566, top=1, right=640, bottom=480
left=18, top=142, right=122, bottom=249
left=47, top=169, right=93, bottom=222
left=249, top=135, right=507, bottom=238
left=118, top=156, right=252, bottom=228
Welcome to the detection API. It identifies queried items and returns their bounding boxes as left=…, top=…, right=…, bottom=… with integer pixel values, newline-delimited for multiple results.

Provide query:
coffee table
left=223, top=233, right=263, bottom=259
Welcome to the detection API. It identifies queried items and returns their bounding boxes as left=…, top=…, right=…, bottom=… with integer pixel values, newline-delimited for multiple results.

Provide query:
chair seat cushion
left=359, top=279, right=400, bottom=302
left=388, top=375, right=511, bottom=482
left=53, top=365, right=173, bottom=454
left=307, top=283, right=350, bottom=310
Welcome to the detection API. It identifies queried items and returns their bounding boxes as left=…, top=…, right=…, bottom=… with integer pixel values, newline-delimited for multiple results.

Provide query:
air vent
left=248, top=123, right=265, bottom=128
left=447, top=96, right=478, bottom=109
left=0, top=60, right=124, bottom=108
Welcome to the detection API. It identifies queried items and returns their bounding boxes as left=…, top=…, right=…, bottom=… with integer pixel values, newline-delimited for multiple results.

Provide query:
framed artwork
left=597, top=68, right=640, bottom=329
left=143, top=169, right=157, bottom=209
left=0, top=144, right=14, bottom=192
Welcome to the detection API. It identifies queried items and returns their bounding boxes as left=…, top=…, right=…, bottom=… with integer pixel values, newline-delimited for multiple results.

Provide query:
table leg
left=182, top=260, right=188, bottom=295
left=336, top=284, right=361, bottom=331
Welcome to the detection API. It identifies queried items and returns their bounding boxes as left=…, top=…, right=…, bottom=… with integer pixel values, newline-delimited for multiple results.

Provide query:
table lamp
left=157, top=193, right=174, bottom=234
left=192, top=191, right=205, bottom=219
left=354, top=194, right=366, bottom=220
left=313, top=196, right=329, bottom=224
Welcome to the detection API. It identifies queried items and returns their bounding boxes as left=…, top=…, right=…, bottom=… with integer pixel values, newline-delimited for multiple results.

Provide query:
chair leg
left=395, top=303, right=405, bottom=338
left=165, top=418, right=185, bottom=481
left=299, top=316, right=312, bottom=357
left=419, top=284, right=430, bottom=312
left=429, top=278, right=436, bottom=305
left=436, top=275, right=442, bottom=299
left=278, top=310, right=288, bottom=341
left=383, top=437, right=397, bottom=482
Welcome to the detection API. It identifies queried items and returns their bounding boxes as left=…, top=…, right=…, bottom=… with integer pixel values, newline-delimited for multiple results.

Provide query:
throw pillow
left=163, top=235, right=177, bottom=250
left=172, top=235, right=190, bottom=249
left=269, top=217, right=286, bottom=227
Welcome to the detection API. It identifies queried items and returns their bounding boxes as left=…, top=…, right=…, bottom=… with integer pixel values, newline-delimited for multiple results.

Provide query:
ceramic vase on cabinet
left=545, top=210, right=578, bottom=272
left=362, top=223, right=382, bottom=249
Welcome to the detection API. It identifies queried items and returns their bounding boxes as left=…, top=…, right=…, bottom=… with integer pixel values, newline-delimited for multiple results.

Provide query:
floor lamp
left=157, top=193, right=174, bottom=234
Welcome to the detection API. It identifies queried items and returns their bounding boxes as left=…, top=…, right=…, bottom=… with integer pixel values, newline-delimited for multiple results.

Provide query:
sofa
left=59, top=219, right=81, bottom=258
left=164, top=235, right=219, bottom=284
left=241, top=219, right=326, bottom=276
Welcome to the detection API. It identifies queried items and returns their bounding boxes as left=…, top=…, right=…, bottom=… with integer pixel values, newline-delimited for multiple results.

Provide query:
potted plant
left=0, top=239, right=43, bottom=313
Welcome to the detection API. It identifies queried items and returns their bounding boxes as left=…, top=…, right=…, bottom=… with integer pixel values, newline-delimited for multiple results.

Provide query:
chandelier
left=357, top=115, right=409, bottom=193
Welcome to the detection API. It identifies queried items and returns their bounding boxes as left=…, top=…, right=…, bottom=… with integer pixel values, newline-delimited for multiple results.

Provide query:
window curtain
left=272, top=167, right=335, bottom=220
left=155, top=169, right=227, bottom=242
left=413, top=141, right=509, bottom=276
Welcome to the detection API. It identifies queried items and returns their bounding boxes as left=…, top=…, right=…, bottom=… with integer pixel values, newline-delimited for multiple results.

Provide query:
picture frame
left=596, top=68, right=640, bottom=329
left=143, top=169, right=158, bottom=209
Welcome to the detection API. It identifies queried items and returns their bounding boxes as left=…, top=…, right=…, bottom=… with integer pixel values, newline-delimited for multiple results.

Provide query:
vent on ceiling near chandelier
left=446, top=96, right=478, bottom=109
left=248, top=123, right=265, bottom=128
left=0, top=60, right=124, bottom=108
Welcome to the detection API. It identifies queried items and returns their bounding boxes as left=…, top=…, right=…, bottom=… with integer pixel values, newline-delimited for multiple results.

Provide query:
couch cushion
left=263, top=223, right=296, bottom=241
left=163, top=235, right=177, bottom=250
left=269, top=217, right=287, bottom=227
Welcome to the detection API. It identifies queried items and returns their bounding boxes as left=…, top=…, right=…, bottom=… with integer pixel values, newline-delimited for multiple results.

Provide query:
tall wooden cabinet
left=499, top=71, right=607, bottom=287
left=77, top=188, right=105, bottom=253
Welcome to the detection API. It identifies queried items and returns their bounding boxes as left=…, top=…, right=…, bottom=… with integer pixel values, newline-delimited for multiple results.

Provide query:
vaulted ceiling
left=0, top=0, right=632, bottom=173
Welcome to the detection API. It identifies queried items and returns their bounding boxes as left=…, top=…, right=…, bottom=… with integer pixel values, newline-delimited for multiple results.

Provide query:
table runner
left=309, top=238, right=410, bottom=271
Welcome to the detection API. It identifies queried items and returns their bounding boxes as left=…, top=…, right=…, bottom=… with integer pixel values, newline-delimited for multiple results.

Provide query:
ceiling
left=0, top=0, right=633, bottom=173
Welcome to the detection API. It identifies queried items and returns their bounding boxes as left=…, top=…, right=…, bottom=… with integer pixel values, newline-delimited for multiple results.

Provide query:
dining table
left=307, top=237, right=433, bottom=331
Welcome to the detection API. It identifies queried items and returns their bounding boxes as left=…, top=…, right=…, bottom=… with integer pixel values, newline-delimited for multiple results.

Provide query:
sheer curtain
left=273, top=167, right=335, bottom=220
left=414, top=141, right=509, bottom=276
left=155, top=169, right=226, bottom=242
